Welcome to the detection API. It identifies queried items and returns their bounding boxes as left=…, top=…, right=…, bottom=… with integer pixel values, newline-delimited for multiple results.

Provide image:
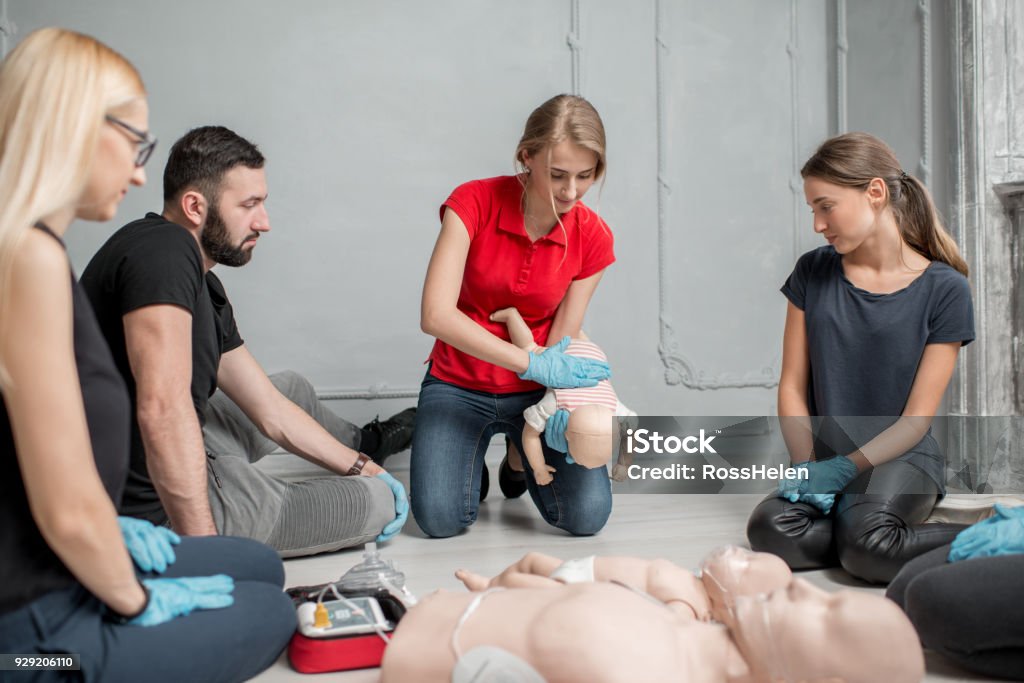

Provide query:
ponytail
left=895, top=173, right=968, bottom=276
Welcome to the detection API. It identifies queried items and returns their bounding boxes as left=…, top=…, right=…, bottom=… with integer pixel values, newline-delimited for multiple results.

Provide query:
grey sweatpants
left=203, top=371, right=394, bottom=557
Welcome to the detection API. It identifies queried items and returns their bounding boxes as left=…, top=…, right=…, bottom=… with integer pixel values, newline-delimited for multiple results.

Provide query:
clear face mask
left=732, top=591, right=794, bottom=683
left=698, top=546, right=756, bottom=621
left=337, top=541, right=418, bottom=609
left=699, top=547, right=795, bottom=683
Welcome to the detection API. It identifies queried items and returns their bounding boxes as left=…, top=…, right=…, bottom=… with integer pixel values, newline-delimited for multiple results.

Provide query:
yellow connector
left=313, top=602, right=331, bottom=629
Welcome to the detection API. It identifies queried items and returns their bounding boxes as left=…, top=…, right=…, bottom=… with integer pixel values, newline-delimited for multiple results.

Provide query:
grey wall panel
left=4, top=1, right=970, bottom=424
left=6, top=1, right=578, bottom=408
left=846, top=0, right=925, bottom=176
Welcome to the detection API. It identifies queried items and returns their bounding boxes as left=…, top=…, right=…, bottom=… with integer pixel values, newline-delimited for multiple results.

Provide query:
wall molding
left=0, top=0, right=13, bottom=58
left=835, top=0, right=848, bottom=134
left=568, top=0, right=582, bottom=95
left=653, top=0, right=787, bottom=390
left=787, top=0, right=802, bottom=264
left=994, top=0, right=1024, bottom=163
left=317, top=386, right=419, bottom=401
left=918, top=0, right=933, bottom=185
left=950, top=0, right=986, bottom=418
left=994, top=181, right=1024, bottom=211
left=949, top=0, right=991, bottom=430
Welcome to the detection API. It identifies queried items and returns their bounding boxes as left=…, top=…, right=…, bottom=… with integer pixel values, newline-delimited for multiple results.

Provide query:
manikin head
left=162, top=125, right=269, bottom=268
left=699, top=547, right=792, bottom=624
left=565, top=404, right=616, bottom=468
left=732, top=578, right=925, bottom=683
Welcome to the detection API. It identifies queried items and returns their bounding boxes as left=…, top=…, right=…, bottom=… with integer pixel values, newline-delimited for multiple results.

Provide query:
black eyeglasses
left=105, top=115, right=157, bottom=167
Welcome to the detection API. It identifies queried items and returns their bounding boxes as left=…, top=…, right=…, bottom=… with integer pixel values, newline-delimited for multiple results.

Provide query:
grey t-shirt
left=781, top=246, right=974, bottom=490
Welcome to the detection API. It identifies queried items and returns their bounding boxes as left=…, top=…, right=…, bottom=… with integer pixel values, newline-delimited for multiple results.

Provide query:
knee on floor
left=834, top=518, right=903, bottom=584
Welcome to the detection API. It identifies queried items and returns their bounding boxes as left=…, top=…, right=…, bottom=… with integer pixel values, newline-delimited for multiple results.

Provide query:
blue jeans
left=410, top=370, right=612, bottom=538
left=0, top=537, right=294, bottom=682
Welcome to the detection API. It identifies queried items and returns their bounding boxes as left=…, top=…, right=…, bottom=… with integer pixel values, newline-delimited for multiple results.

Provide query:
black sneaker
left=498, top=438, right=527, bottom=499
left=480, top=466, right=490, bottom=503
left=362, top=407, right=416, bottom=465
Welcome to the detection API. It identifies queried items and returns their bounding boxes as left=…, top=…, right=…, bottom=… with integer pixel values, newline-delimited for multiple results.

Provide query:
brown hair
left=800, top=132, right=968, bottom=276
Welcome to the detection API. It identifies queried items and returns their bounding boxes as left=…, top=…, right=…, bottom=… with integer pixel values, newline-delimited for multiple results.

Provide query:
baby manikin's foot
left=489, top=308, right=515, bottom=323
left=455, top=569, right=490, bottom=591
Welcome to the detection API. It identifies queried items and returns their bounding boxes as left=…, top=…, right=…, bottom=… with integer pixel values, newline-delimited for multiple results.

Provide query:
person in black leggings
left=746, top=132, right=975, bottom=584
left=887, top=523, right=1024, bottom=679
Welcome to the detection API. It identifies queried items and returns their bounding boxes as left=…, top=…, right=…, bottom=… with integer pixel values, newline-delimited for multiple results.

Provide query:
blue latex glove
left=375, top=472, right=409, bottom=543
left=131, top=575, right=234, bottom=627
left=518, top=337, right=610, bottom=389
left=777, top=462, right=810, bottom=502
left=544, top=409, right=571, bottom=453
left=118, top=516, right=180, bottom=573
left=777, top=456, right=858, bottom=499
left=948, top=504, right=1024, bottom=562
left=799, top=493, right=837, bottom=515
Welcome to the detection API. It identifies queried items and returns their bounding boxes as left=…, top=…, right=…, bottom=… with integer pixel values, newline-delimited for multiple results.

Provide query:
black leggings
left=887, top=544, right=1024, bottom=680
left=746, top=459, right=964, bottom=584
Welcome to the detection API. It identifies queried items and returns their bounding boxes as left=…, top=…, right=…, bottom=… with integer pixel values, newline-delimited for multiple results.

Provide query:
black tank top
left=0, top=224, right=131, bottom=614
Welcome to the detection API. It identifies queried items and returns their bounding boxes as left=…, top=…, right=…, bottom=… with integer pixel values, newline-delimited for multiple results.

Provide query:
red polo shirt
left=428, top=175, right=615, bottom=393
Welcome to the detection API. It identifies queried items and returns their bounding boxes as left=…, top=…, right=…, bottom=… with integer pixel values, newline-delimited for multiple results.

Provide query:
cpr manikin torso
left=490, top=307, right=635, bottom=483
left=380, top=582, right=745, bottom=683
left=383, top=548, right=925, bottom=683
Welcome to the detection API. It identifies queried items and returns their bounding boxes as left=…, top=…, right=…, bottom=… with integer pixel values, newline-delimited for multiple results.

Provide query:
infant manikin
left=491, top=307, right=635, bottom=484
left=384, top=547, right=925, bottom=682
left=455, top=546, right=792, bottom=624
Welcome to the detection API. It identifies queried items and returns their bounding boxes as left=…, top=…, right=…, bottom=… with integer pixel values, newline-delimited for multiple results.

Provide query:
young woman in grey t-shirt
left=746, top=132, right=974, bottom=585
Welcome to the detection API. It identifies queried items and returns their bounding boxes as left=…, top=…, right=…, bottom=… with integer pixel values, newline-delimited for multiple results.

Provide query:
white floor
left=250, top=449, right=998, bottom=683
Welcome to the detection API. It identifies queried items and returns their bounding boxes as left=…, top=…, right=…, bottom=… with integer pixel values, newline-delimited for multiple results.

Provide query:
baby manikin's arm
left=523, top=422, right=556, bottom=485
left=523, top=393, right=557, bottom=485
left=455, top=552, right=566, bottom=591
left=490, top=307, right=539, bottom=351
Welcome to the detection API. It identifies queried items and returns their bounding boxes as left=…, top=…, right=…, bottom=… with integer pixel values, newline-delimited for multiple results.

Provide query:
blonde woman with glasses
left=0, top=28, right=293, bottom=681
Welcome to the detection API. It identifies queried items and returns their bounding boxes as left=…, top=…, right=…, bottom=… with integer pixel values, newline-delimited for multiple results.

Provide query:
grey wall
left=2, top=1, right=969, bottom=424
left=946, top=0, right=1024, bottom=492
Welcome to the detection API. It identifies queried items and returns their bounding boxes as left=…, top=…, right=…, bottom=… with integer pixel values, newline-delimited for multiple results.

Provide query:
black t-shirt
left=781, top=246, right=975, bottom=489
left=0, top=225, right=130, bottom=615
left=80, top=213, right=243, bottom=523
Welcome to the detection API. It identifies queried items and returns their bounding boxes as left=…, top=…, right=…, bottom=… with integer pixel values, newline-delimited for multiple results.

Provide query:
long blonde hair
left=0, top=28, right=145, bottom=385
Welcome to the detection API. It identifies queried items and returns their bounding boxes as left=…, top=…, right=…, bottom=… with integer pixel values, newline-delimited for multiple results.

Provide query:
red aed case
left=286, top=589, right=407, bottom=674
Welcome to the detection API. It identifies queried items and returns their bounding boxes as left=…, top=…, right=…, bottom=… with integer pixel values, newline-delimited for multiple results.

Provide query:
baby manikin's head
left=565, top=404, right=615, bottom=468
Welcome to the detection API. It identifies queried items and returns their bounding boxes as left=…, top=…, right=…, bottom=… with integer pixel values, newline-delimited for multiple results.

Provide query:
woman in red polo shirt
left=413, top=94, right=616, bottom=538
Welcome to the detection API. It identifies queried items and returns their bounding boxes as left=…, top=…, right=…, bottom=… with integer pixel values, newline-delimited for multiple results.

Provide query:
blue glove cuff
left=106, top=582, right=150, bottom=625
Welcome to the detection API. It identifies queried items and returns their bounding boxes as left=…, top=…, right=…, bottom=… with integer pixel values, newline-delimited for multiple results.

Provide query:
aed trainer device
left=296, top=596, right=390, bottom=638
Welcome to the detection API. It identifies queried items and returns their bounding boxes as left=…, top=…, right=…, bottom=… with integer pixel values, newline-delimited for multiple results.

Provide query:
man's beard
left=200, top=204, right=255, bottom=267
